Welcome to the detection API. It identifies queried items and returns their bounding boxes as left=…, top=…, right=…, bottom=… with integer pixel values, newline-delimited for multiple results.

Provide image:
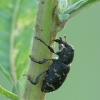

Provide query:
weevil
left=26, top=36, right=74, bottom=93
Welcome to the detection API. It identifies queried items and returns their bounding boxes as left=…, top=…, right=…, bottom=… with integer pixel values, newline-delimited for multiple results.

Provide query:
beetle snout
left=54, top=39, right=62, bottom=44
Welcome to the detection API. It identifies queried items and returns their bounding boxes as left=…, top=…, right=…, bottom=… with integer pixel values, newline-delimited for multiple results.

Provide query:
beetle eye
left=59, top=44, right=64, bottom=50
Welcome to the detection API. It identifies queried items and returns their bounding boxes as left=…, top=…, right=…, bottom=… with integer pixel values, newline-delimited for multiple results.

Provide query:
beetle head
left=54, top=36, right=68, bottom=50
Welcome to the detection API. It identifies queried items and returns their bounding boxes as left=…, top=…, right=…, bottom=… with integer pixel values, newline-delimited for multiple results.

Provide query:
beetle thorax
left=58, top=44, right=74, bottom=64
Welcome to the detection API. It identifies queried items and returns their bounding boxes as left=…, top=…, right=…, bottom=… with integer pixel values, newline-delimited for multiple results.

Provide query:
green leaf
left=0, top=0, right=37, bottom=82
left=69, top=0, right=100, bottom=17
left=65, top=0, right=88, bottom=14
left=16, top=80, right=25, bottom=99
left=58, top=0, right=68, bottom=13
left=58, top=13, right=70, bottom=22
left=0, top=65, right=13, bottom=84
left=0, top=86, right=18, bottom=100
left=58, top=0, right=100, bottom=21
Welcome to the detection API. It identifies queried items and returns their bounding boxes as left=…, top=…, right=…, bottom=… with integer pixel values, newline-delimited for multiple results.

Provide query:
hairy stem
left=23, top=0, right=59, bottom=100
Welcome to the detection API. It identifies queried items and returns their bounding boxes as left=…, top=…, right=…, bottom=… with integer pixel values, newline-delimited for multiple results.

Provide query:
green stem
left=10, top=0, right=21, bottom=84
left=23, top=0, right=59, bottom=100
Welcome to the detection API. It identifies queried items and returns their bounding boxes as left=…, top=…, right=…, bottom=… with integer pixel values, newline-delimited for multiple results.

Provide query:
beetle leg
left=29, top=55, right=57, bottom=64
left=24, top=70, right=47, bottom=85
left=35, top=36, right=56, bottom=54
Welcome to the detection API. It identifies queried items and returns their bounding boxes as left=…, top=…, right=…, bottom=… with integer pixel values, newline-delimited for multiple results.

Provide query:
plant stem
left=10, top=0, right=21, bottom=84
left=23, top=0, right=59, bottom=100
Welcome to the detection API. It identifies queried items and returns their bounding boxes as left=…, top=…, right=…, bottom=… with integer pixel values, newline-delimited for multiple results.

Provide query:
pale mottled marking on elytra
left=59, top=77, right=61, bottom=80
left=46, top=82, right=50, bottom=87
left=46, top=83, right=55, bottom=90
left=63, top=72, right=66, bottom=76
left=50, top=79, right=52, bottom=81
left=46, top=75, right=48, bottom=77
left=55, top=73, right=61, bottom=77
left=53, top=68, right=57, bottom=72
left=49, top=84, right=55, bottom=90
left=46, top=82, right=49, bottom=85
left=59, top=82, right=61, bottom=84
left=50, top=84, right=53, bottom=87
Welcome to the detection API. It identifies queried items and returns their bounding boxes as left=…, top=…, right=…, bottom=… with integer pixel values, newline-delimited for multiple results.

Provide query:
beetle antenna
left=64, top=35, right=67, bottom=42
left=59, top=37, right=62, bottom=41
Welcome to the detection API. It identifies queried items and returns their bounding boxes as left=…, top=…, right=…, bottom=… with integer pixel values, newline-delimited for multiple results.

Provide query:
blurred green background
left=0, top=2, right=100, bottom=100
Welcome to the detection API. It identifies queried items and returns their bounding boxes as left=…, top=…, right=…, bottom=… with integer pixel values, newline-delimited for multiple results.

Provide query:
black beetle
left=25, top=36, right=74, bottom=93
